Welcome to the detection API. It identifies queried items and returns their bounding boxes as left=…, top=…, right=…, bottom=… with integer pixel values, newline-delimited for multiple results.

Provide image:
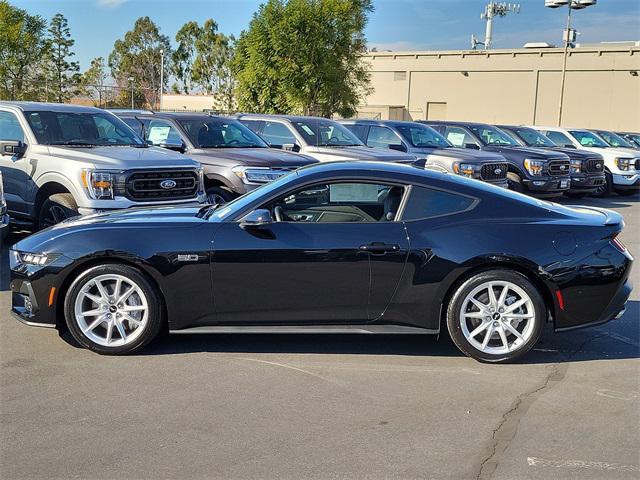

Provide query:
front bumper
left=612, top=172, right=640, bottom=188
left=569, top=172, right=606, bottom=192
left=522, top=175, right=571, bottom=195
left=78, top=197, right=204, bottom=216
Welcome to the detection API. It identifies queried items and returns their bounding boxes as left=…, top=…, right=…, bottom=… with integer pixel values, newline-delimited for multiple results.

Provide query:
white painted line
left=527, top=456, right=640, bottom=473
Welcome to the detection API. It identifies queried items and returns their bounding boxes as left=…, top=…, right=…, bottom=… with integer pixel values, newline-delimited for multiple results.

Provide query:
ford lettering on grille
left=160, top=179, right=177, bottom=190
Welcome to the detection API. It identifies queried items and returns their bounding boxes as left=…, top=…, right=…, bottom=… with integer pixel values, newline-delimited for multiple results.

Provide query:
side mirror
left=564, top=144, right=577, bottom=149
left=464, top=143, right=481, bottom=150
left=0, top=140, right=27, bottom=157
left=389, top=143, right=408, bottom=152
left=239, top=209, right=273, bottom=228
left=158, top=141, right=186, bottom=153
left=282, top=143, right=300, bottom=152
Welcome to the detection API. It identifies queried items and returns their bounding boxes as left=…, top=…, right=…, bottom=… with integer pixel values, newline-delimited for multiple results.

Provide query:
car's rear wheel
left=206, top=186, right=236, bottom=205
left=38, top=193, right=79, bottom=229
left=446, top=270, right=544, bottom=363
left=64, top=264, right=162, bottom=355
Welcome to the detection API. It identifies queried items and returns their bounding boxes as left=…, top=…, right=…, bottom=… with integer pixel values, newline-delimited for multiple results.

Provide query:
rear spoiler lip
left=566, top=205, right=624, bottom=227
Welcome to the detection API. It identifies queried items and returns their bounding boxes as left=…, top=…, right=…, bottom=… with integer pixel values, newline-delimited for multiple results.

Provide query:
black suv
left=424, top=121, right=571, bottom=198
left=115, top=111, right=317, bottom=204
left=498, top=125, right=605, bottom=198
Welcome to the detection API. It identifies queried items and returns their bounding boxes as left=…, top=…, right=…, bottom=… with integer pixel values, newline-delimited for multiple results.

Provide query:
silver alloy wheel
left=73, top=274, right=149, bottom=347
left=459, top=280, right=535, bottom=355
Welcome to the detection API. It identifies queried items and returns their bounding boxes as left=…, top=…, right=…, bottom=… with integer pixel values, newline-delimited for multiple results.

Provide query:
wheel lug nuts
left=499, top=308, right=504, bottom=313
left=493, top=321, right=499, bottom=327
left=485, top=316, right=491, bottom=321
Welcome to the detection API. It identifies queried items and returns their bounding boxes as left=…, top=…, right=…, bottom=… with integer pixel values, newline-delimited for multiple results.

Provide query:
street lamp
left=545, top=0, right=598, bottom=126
left=128, top=76, right=134, bottom=109
left=159, top=49, right=164, bottom=112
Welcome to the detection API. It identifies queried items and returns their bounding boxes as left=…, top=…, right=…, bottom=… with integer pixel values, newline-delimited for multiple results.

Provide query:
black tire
left=64, top=264, right=163, bottom=355
left=446, top=269, right=545, bottom=363
left=206, top=186, right=236, bottom=205
left=506, top=173, right=524, bottom=193
left=565, top=191, right=588, bottom=199
left=37, top=193, right=79, bottom=229
left=592, top=171, right=612, bottom=198
left=614, top=189, right=639, bottom=197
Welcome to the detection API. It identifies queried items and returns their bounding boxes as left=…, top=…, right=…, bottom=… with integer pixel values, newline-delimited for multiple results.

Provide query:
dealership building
left=357, top=42, right=640, bottom=131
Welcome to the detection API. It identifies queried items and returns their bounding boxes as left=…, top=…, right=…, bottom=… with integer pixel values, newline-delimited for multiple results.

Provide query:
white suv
left=531, top=126, right=639, bottom=196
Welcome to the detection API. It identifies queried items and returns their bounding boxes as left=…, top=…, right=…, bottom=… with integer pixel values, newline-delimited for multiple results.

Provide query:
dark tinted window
left=544, top=131, right=574, bottom=148
left=177, top=117, right=268, bottom=148
left=260, top=121, right=297, bottom=147
left=467, top=125, right=519, bottom=146
left=396, top=124, right=451, bottom=148
left=343, top=124, right=368, bottom=142
left=367, top=126, right=402, bottom=149
left=402, top=186, right=474, bottom=220
left=121, top=117, right=144, bottom=136
left=510, top=127, right=556, bottom=147
left=239, top=119, right=264, bottom=133
left=291, top=119, right=363, bottom=147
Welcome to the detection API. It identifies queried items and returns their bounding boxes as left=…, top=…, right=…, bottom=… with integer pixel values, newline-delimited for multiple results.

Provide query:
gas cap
left=553, top=231, right=577, bottom=256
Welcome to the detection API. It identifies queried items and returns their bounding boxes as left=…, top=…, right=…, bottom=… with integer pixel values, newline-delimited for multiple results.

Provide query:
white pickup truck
left=532, top=126, right=639, bottom=196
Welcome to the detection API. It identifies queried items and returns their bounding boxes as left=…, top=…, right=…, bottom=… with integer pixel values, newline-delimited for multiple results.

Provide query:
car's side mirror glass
left=465, top=143, right=481, bottom=150
left=239, top=209, right=273, bottom=227
left=389, top=143, right=407, bottom=152
left=0, top=140, right=27, bottom=157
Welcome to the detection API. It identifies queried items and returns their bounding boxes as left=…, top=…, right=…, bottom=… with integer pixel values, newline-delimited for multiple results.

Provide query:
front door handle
left=359, top=242, right=401, bottom=254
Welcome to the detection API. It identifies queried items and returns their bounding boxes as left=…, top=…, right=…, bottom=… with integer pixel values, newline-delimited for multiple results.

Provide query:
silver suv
left=0, top=102, right=205, bottom=229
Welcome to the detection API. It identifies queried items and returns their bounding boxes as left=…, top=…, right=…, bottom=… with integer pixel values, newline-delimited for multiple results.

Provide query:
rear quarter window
left=402, top=186, right=475, bottom=221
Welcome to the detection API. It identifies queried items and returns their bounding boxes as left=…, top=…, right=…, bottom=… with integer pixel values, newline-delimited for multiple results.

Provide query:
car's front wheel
left=64, top=264, right=163, bottom=355
left=38, top=193, right=79, bottom=229
left=446, top=270, right=544, bottom=363
left=206, top=186, right=236, bottom=205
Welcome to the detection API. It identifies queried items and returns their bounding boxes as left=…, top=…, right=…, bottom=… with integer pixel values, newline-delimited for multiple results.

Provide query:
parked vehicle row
left=10, top=161, right=633, bottom=362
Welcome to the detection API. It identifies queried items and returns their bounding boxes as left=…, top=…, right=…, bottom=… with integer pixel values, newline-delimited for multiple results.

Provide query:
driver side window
left=265, top=182, right=405, bottom=223
left=145, top=119, right=183, bottom=146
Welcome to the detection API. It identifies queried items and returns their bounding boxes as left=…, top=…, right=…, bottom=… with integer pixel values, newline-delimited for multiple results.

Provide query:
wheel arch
left=34, top=176, right=81, bottom=217
left=438, top=259, right=556, bottom=332
left=204, top=172, right=235, bottom=192
left=55, top=254, right=168, bottom=332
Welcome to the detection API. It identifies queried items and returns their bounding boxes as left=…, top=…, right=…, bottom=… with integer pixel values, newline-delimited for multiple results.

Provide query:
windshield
left=291, top=119, right=364, bottom=147
left=596, top=130, right=635, bottom=149
left=24, top=110, right=145, bottom=146
left=569, top=130, right=610, bottom=148
left=177, top=117, right=268, bottom=148
left=467, top=125, right=520, bottom=146
left=396, top=124, right=452, bottom=148
left=509, top=127, right=557, bottom=148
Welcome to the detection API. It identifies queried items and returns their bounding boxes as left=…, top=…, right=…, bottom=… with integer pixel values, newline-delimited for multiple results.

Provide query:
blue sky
left=12, top=0, right=640, bottom=70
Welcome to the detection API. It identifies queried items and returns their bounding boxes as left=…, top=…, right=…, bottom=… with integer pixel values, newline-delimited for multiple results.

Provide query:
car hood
left=483, top=145, right=569, bottom=160
left=536, top=146, right=602, bottom=160
left=306, top=146, right=417, bottom=162
left=13, top=206, right=206, bottom=254
left=189, top=147, right=317, bottom=167
left=411, top=147, right=506, bottom=163
left=44, top=145, right=200, bottom=169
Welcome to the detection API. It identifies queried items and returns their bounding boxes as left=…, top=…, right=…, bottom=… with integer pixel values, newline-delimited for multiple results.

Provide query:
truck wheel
left=38, top=193, right=79, bottom=229
left=506, top=173, right=524, bottom=193
left=592, top=171, right=612, bottom=198
left=206, top=186, right=236, bottom=205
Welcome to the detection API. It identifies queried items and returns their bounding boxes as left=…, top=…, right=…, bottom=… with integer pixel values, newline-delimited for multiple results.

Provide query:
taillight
left=611, top=234, right=627, bottom=253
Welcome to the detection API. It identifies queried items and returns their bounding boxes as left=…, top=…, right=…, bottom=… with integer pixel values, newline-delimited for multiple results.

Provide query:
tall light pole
left=159, top=48, right=164, bottom=112
left=545, top=0, right=598, bottom=126
left=128, top=76, right=134, bottom=109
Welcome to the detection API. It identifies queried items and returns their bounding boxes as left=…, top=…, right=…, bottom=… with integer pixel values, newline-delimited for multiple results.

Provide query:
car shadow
left=556, top=193, right=639, bottom=210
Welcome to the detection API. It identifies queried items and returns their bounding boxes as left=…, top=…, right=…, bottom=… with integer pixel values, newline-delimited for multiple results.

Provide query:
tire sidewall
left=64, top=264, right=162, bottom=355
left=446, top=270, right=545, bottom=363
left=206, top=186, right=235, bottom=204
left=38, top=193, right=79, bottom=229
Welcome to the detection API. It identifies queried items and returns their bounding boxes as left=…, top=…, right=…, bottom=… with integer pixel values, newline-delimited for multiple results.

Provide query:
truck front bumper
left=569, top=172, right=606, bottom=192
left=612, top=173, right=640, bottom=190
left=522, top=176, right=571, bottom=196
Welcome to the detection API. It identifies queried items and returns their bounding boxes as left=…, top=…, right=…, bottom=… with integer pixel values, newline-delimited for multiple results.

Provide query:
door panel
left=0, top=111, right=29, bottom=214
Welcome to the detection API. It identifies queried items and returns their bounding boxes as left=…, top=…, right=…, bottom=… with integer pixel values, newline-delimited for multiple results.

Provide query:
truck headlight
left=614, top=157, right=632, bottom=171
left=570, top=158, right=582, bottom=173
left=453, top=162, right=475, bottom=177
left=232, top=166, right=285, bottom=184
left=81, top=169, right=117, bottom=199
left=524, top=159, right=544, bottom=176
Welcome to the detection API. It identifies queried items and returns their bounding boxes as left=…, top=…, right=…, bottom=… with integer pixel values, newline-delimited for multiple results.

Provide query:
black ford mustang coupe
left=10, top=162, right=633, bottom=362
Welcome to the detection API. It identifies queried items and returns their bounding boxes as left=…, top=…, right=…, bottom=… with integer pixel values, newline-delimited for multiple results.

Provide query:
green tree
left=108, top=16, right=171, bottom=109
left=80, top=56, right=108, bottom=106
left=0, top=0, right=48, bottom=100
left=172, top=19, right=236, bottom=110
left=46, top=13, right=80, bottom=102
left=233, top=0, right=373, bottom=117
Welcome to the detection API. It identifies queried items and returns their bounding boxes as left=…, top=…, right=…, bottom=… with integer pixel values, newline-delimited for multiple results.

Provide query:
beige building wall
left=360, top=43, right=640, bottom=131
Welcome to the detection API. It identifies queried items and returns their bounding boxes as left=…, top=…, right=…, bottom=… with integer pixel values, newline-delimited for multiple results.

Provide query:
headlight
left=614, top=157, right=632, bottom=171
left=11, top=250, right=59, bottom=266
left=81, top=169, right=117, bottom=199
left=453, top=162, right=475, bottom=177
left=524, top=159, right=544, bottom=176
left=232, top=166, right=286, bottom=184
left=570, top=158, right=582, bottom=173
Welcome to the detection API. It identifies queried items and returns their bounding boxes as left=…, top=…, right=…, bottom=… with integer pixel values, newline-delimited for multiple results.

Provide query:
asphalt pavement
left=1, top=195, right=638, bottom=480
